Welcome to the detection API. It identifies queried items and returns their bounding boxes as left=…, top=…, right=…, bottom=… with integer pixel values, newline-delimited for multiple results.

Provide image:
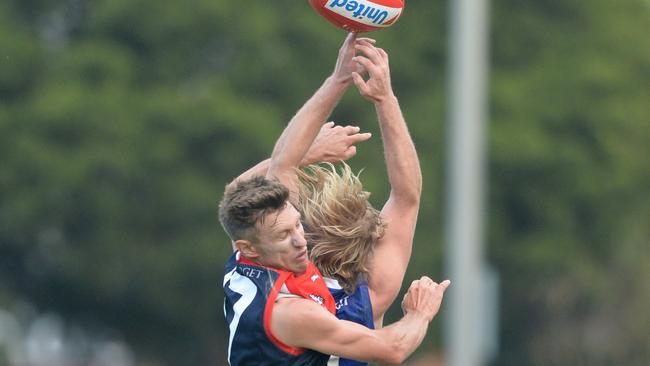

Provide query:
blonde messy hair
left=296, top=162, right=386, bottom=294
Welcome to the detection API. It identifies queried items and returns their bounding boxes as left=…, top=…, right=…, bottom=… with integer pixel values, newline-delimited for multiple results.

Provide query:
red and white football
left=309, top=0, right=405, bottom=33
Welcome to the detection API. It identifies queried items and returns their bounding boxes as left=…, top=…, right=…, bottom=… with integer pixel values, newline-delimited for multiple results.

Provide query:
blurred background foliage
left=0, top=0, right=648, bottom=365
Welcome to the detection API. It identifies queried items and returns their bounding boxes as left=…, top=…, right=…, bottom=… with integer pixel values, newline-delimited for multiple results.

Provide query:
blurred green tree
left=0, top=0, right=648, bottom=365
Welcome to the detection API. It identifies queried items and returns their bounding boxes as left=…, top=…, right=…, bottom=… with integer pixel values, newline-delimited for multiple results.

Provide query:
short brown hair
left=218, top=176, right=289, bottom=242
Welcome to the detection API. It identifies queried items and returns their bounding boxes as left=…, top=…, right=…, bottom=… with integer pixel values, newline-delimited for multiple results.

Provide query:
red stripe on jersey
left=284, top=263, right=336, bottom=315
left=237, top=255, right=305, bottom=355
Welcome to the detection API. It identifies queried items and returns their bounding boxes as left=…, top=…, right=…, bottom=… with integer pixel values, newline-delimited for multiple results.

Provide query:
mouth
left=296, top=250, right=308, bottom=261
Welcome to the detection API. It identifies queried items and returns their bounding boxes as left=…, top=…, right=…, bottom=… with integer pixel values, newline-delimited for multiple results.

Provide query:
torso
left=223, top=251, right=335, bottom=366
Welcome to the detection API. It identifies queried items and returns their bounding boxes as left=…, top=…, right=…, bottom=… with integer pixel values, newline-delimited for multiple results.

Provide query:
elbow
left=394, top=178, right=422, bottom=207
left=373, top=339, right=410, bottom=365
left=391, top=188, right=421, bottom=208
left=266, top=160, right=290, bottom=179
left=393, top=339, right=413, bottom=364
left=385, top=343, right=410, bottom=365
left=268, top=152, right=302, bottom=177
left=405, top=189, right=422, bottom=206
left=411, top=177, right=423, bottom=203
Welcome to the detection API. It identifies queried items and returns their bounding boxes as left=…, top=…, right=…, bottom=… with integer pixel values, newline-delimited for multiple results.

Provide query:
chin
left=293, top=263, right=308, bottom=275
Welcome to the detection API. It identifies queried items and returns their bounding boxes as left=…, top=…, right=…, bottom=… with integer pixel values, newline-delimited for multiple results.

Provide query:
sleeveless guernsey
left=223, top=251, right=335, bottom=366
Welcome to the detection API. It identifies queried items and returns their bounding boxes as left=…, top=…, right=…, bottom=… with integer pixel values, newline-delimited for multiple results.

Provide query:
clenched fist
left=401, top=276, right=451, bottom=322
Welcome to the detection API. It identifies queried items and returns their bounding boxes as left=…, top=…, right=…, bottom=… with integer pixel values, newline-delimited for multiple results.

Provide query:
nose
left=292, top=232, right=307, bottom=248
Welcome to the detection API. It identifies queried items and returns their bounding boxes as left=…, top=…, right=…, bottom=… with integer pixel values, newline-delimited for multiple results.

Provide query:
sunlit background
left=1, top=0, right=648, bottom=365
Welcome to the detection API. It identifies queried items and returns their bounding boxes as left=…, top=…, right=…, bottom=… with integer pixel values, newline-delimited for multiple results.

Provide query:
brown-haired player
left=220, top=33, right=449, bottom=366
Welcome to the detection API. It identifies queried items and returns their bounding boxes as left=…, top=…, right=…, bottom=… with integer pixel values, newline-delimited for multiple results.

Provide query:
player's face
left=254, top=203, right=309, bottom=275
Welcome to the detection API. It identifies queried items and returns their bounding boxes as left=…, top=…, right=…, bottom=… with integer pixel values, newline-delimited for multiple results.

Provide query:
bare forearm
left=374, top=313, right=429, bottom=364
left=229, top=121, right=371, bottom=191
left=227, top=153, right=318, bottom=189
left=376, top=95, right=422, bottom=205
left=273, top=298, right=431, bottom=365
left=268, top=77, right=348, bottom=177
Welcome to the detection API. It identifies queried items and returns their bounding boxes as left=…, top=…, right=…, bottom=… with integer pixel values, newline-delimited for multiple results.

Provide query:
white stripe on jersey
left=223, top=268, right=237, bottom=318
left=324, top=277, right=343, bottom=290
left=328, top=355, right=340, bottom=365
left=226, top=272, right=257, bottom=364
left=224, top=267, right=236, bottom=287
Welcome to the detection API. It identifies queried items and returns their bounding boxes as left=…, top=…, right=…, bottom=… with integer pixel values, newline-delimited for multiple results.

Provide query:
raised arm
left=266, top=33, right=371, bottom=200
left=352, top=42, right=423, bottom=323
left=227, top=122, right=371, bottom=189
left=271, top=277, right=450, bottom=364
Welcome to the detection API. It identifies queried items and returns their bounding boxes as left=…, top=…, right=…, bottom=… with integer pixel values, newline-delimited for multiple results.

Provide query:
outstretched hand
left=302, top=122, right=372, bottom=165
left=351, top=40, right=394, bottom=103
left=332, top=32, right=377, bottom=84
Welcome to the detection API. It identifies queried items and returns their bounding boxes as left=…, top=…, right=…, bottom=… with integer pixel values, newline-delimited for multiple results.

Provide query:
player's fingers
left=354, top=43, right=382, bottom=64
left=431, top=280, right=451, bottom=296
left=351, top=72, right=370, bottom=95
left=356, top=37, right=376, bottom=44
left=355, top=39, right=376, bottom=50
left=343, top=146, right=357, bottom=159
left=377, top=48, right=389, bottom=62
left=343, top=125, right=361, bottom=134
left=355, top=41, right=380, bottom=54
left=349, top=132, right=372, bottom=143
left=352, top=56, right=380, bottom=76
left=323, top=121, right=335, bottom=129
left=339, top=32, right=358, bottom=54
left=410, top=279, right=420, bottom=288
left=345, top=32, right=357, bottom=44
left=354, top=60, right=368, bottom=75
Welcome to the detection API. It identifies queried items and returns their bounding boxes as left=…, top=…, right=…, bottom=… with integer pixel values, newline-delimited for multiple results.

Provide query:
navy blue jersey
left=223, top=252, right=330, bottom=366
left=326, top=278, right=375, bottom=366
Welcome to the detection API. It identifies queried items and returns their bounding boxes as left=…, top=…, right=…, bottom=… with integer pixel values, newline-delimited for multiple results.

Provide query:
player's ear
left=235, top=239, right=260, bottom=259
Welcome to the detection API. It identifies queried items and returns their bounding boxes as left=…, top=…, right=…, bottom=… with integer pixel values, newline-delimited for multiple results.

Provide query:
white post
left=445, top=0, right=490, bottom=366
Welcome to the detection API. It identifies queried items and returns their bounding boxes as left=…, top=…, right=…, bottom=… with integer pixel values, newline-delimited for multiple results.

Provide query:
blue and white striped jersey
left=223, top=251, right=331, bottom=366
